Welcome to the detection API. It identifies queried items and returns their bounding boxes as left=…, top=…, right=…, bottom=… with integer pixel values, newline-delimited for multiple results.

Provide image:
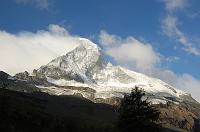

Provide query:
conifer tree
left=118, top=86, right=160, bottom=132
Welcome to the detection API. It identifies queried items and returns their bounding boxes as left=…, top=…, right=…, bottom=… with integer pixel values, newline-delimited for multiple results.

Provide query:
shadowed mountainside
left=0, top=88, right=118, bottom=132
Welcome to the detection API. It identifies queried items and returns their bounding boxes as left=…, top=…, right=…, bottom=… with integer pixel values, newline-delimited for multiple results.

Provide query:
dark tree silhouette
left=118, top=86, right=160, bottom=132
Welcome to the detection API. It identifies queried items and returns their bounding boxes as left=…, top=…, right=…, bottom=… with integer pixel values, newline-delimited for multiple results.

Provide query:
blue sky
left=0, top=0, right=200, bottom=101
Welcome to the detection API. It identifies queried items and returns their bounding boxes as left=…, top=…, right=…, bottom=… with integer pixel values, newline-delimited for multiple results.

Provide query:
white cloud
left=99, top=30, right=121, bottom=46
left=0, top=24, right=79, bottom=75
left=48, top=24, right=69, bottom=35
left=15, top=0, right=49, bottom=9
left=162, top=0, right=188, bottom=12
left=99, top=30, right=161, bottom=72
left=161, top=0, right=200, bottom=56
left=152, top=69, right=200, bottom=102
left=175, top=74, right=200, bottom=102
left=161, top=15, right=200, bottom=55
left=165, top=56, right=180, bottom=62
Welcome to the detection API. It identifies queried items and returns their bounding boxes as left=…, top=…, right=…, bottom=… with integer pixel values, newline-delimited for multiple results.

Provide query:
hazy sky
left=0, top=0, right=200, bottom=101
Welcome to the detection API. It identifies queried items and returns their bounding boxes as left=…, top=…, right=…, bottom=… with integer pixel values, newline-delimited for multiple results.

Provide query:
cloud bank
left=0, top=24, right=79, bottom=75
left=99, top=30, right=160, bottom=72
left=175, top=74, right=200, bottom=101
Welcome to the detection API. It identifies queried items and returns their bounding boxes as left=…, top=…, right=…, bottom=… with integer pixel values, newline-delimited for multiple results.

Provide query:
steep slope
left=15, top=38, right=198, bottom=104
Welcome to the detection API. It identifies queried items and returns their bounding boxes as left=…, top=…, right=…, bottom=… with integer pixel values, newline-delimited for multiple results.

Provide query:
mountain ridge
left=13, top=38, right=198, bottom=105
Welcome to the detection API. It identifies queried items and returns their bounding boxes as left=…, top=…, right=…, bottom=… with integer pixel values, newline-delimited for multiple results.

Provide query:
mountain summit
left=15, top=38, right=197, bottom=104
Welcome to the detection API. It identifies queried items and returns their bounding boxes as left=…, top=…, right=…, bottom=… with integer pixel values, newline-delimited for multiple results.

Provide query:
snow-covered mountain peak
left=27, top=37, right=196, bottom=104
left=37, top=37, right=106, bottom=84
left=78, top=38, right=100, bottom=51
left=46, top=37, right=101, bottom=67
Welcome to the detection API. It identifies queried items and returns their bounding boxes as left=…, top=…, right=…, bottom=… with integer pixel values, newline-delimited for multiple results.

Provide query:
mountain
left=14, top=38, right=198, bottom=105
left=1, top=38, right=200, bottom=131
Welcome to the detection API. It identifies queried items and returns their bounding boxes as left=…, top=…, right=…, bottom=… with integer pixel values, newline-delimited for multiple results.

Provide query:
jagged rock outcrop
left=157, top=102, right=200, bottom=131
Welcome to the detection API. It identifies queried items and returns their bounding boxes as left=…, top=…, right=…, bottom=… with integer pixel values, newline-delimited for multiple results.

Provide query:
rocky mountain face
left=0, top=71, right=40, bottom=93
